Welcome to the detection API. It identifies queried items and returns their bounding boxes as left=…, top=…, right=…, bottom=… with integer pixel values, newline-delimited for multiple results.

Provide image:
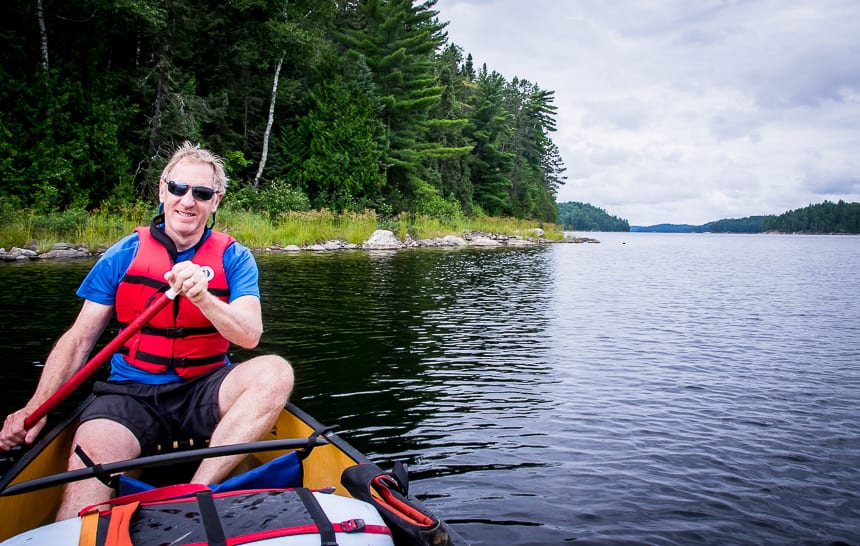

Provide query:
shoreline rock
left=1, top=230, right=599, bottom=262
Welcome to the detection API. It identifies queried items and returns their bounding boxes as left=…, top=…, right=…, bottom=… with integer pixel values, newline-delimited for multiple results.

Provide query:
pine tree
left=337, top=0, right=449, bottom=210
left=466, top=67, right=515, bottom=216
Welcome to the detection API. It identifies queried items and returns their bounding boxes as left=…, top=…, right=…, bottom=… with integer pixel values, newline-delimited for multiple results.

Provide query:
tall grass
left=0, top=206, right=153, bottom=252
left=0, top=207, right=564, bottom=252
left=470, top=215, right=565, bottom=240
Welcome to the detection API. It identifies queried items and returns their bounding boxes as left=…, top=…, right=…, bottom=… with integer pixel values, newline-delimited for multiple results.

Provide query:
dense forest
left=631, top=201, right=860, bottom=234
left=0, top=0, right=565, bottom=222
left=557, top=201, right=629, bottom=232
left=762, top=200, right=860, bottom=233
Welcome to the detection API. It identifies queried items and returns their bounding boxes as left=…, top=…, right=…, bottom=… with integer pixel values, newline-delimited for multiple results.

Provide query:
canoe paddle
left=23, top=288, right=178, bottom=430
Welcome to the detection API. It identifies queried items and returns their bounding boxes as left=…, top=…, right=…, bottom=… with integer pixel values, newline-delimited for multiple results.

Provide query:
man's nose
left=180, top=190, right=197, bottom=205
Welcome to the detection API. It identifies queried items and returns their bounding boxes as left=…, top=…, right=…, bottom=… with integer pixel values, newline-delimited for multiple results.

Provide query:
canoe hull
left=0, top=399, right=364, bottom=538
left=0, top=398, right=467, bottom=546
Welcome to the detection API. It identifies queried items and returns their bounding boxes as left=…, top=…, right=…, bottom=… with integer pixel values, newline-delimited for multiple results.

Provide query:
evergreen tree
left=762, top=200, right=860, bottom=233
left=465, top=67, right=515, bottom=216
left=504, top=78, right=562, bottom=221
left=425, top=43, right=474, bottom=215
left=294, top=74, right=384, bottom=211
left=337, top=0, right=448, bottom=210
left=0, top=0, right=569, bottom=223
left=558, top=202, right=630, bottom=231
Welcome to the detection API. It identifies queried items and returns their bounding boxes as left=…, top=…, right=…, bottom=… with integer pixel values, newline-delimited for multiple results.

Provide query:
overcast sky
left=433, top=0, right=860, bottom=226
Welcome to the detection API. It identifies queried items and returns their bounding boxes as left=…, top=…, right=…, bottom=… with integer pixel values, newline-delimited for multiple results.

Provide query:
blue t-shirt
left=77, top=229, right=260, bottom=384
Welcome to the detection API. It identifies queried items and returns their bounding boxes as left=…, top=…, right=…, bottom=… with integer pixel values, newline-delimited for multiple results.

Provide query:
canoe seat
left=120, top=449, right=304, bottom=496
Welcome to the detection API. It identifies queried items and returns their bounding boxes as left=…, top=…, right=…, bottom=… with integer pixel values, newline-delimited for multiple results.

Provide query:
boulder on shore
left=363, top=230, right=402, bottom=250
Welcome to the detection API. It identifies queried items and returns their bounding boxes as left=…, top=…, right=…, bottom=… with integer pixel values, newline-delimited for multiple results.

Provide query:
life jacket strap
left=139, top=325, right=219, bottom=338
left=126, top=350, right=226, bottom=369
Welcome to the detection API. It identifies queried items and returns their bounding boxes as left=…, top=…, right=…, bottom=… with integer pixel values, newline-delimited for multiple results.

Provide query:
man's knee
left=68, top=419, right=141, bottom=471
left=238, top=355, right=294, bottom=398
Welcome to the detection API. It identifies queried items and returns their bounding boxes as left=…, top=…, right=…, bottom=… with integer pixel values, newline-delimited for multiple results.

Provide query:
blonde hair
left=160, top=141, right=228, bottom=193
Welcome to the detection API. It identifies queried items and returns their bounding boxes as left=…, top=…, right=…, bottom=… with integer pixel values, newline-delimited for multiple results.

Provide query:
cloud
left=434, top=0, right=860, bottom=225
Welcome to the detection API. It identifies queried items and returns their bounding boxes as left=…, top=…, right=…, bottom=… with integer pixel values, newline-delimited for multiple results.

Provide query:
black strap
left=139, top=325, right=219, bottom=338
left=392, top=461, right=410, bottom=496
left=120, top=274, right=169, bottom=291
left=296, top=488, right=338, bottom=546
left=150, top=214, right=179, bottom=263
left=73, top=445, right=116, bottom=489
left=117, top=279, right=229, bottom=300
left=130, top=349, right=227, bottom=368
left=196, top=490, right=227, bottom=546
left=298, top=426, right=336, bottom=461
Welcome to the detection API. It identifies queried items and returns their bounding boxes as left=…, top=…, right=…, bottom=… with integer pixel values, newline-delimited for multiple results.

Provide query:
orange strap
left=104, top=501, right=140, bottom=546
left=77, top=510, right=100, bottom=546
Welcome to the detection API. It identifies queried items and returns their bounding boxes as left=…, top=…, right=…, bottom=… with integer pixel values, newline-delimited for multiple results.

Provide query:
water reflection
left=245, top=248, right=560, bottom=469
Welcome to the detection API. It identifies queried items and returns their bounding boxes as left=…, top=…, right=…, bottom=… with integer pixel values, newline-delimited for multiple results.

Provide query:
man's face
left=158, top=159, right=222, bottom=245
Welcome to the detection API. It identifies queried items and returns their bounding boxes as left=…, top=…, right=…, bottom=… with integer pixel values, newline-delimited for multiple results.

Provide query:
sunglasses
left=166, top=180, right=218, bottom=201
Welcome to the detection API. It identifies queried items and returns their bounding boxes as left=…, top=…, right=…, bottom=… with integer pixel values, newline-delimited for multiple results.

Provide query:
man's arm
left=0, top=300, right=114, bottom=450
left=164, top=261, right=263, bottom=349
left=189, top=293, right=262, bottom=349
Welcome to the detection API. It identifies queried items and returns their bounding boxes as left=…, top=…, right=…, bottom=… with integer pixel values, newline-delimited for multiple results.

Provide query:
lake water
left=1, top=232, right=859, bottom=545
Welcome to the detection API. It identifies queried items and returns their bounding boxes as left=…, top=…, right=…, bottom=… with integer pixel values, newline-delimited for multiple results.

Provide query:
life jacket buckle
left=163, top=327, right=186, bottom=338
left=165, top=356, right=187, bottom=369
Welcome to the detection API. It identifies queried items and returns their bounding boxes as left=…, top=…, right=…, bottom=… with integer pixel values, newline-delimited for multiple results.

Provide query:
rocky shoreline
left=1, top=229, right=599, bottom=262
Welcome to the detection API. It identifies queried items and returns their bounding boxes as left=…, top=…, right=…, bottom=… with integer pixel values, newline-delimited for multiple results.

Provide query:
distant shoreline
left=1, top=231, right=601, bottom=263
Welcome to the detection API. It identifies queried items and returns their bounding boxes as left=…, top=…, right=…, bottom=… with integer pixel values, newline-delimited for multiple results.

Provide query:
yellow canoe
left=0, top=397, right=467, bottom=545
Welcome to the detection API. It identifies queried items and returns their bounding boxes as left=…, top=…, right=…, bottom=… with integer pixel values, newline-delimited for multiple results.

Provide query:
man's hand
left=0, top=408, right=46, bottom=451
left=164, top=261, right=211, bottom=305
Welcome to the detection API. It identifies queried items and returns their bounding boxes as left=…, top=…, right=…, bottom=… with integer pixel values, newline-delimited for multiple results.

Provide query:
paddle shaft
left=23, top=289, right=177, bottom=429
left=1, top=437, right=330, bottom=496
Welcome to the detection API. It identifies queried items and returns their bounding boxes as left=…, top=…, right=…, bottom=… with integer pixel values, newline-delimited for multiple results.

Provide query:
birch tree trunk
left=36, top=0, right=49, bottom=70
left=253, top=54, right=284, bottom=188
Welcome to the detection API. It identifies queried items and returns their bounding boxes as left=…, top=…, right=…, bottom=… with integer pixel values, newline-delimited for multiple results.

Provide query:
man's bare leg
left=191, top=355, right=294, bottom=484
left=56, top=419, right=141, bottom=520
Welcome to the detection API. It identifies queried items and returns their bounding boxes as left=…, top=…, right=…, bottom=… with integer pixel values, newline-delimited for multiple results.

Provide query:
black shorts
left=79, top=365, right=236, bottom=454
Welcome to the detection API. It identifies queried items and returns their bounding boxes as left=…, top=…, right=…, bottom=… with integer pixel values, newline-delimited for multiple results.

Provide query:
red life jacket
left=115, top=226, right=234, bottom=378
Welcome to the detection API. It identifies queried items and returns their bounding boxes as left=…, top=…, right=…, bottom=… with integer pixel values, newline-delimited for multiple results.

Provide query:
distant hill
left=630, top=201, right=860, bottom=234
left=762, top=200, right=860, bottom=233
left=559, top=200, right=860, bottom=234
left=558, top=201, right=629, bottom=232
left=631, top=216, right=768, bottom=233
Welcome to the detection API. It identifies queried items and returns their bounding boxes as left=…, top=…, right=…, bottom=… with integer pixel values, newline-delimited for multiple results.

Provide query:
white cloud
left=433, top=0, right=860, bottom=225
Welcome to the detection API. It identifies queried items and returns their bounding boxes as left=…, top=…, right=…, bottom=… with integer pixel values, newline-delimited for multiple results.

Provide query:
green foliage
left=294, top=78, right=384, bottom=211
left=558, top=202, right=630, bottom=232
left=466, top=69, right=514, bottom=216
left=1, top=0, right=568, bottom=225
left=762, top=200, right=860, bottom=234
left=414, top=183, right=464, bottom=222
left=224, top=179, right=312, bottom=219
left=224, top=150, right=254, bottom=183
left=337, top=0, right=454, bottom=205
left=704, top=216, right=768, bottom=233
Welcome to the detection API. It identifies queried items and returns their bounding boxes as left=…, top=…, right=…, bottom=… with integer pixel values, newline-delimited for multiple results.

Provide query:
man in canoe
left=0, top=142, right=294, bottom=520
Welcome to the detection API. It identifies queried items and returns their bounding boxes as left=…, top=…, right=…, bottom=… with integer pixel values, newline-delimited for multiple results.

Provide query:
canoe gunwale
left=0, top=436, right=332, bottom=497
